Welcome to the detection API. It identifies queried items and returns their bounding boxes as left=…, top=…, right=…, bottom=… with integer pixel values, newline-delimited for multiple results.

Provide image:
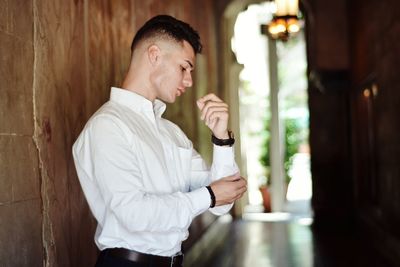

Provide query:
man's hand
left=209, top=173, right=247, bottom=206
left=197, top=94, right=229, bottom=139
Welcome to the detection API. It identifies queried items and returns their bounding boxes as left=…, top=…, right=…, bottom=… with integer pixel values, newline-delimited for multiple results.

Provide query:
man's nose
left=183, top=72, right=193, bottom=87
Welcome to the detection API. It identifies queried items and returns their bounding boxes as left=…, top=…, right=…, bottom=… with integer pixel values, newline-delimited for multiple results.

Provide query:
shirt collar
left=109, top=87, right=166, bottom=117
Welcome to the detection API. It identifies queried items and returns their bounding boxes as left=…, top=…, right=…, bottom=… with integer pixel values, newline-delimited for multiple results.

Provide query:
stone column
left=268, top=38, right=286, bottom=212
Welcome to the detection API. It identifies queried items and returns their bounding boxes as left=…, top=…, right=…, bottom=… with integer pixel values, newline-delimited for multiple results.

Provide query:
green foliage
left=259, top=123, right=271, bottom=184
left=259, top=117, right=306, bottom=184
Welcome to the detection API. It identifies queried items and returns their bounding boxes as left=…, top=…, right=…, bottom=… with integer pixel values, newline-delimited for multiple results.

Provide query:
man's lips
left=177, top=88, right=186, bottom=95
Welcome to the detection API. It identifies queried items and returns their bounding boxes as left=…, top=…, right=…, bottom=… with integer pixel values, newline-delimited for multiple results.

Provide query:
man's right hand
left=209, top=173, right=247, bottom=206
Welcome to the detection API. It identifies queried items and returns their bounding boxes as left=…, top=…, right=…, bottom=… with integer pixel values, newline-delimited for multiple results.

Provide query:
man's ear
left=147, top=44, right=160, bottom=65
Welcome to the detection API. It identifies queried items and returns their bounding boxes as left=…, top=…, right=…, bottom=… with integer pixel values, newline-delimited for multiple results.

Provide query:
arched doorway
left=220, top=0, right=311, bottom=218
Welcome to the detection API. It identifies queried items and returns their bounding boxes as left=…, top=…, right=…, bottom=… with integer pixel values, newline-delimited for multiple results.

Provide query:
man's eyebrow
left=185, top=60, right=193, bottom=69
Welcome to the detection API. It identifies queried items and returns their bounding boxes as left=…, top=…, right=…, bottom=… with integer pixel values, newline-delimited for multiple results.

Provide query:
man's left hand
left=197, top=94, right=230, bottom=139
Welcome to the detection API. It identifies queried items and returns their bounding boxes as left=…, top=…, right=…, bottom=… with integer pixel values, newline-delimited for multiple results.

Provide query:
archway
left=220, top=0, right=311, bottom=218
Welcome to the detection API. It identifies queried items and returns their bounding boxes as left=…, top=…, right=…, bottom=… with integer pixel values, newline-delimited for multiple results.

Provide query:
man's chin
left=163, top=97, right=176, bottom=104
left=156, top=94, right=175, bottom=103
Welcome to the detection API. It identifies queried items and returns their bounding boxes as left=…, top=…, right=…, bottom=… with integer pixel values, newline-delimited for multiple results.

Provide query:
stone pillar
left=268, top=38, right=286, bottom=212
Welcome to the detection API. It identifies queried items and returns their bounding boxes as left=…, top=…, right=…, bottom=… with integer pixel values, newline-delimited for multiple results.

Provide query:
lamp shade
left=275, top=0, right=299, bottom=16
left=267, top=0, right=301, bottom=41
left=287, top=0, right=299, bottom=16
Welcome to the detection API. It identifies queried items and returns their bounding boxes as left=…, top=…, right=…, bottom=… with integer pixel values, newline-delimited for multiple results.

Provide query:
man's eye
left=181, top=66, right=186, bottom=72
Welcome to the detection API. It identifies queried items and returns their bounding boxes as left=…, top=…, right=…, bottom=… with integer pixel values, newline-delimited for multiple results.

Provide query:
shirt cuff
left=187, top=187, right=212, bottom=216
left=212, top=144, right=235, bottom=167
left=210, top=203, right=234, bottom=215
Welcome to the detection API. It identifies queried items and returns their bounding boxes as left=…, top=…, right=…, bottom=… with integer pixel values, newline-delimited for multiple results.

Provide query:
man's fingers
left=230, top=187, right=247, bottom=203
left=197, top=94, right=227, bottom=116
left=196, top=100, right=204, bottom=110
left=199, top=102, right=228, bottom=120
left=211, top=175, right=248, bottom=206
left=234, top=183, right=247, bottom=201
left=208, top=111, right=228, bottom=125
left=203, top=107, right=228, bottom=121
left=221, top=173, right=241, bottom=181
left=204, top=111, right=228, bottom=129
left=235, top=178, right=247, bottom=190
left=197, top=93, right=223, bottom=104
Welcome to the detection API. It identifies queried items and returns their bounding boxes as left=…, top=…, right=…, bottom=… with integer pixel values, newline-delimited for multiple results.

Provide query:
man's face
left=151, top=40, right=195, bottom=103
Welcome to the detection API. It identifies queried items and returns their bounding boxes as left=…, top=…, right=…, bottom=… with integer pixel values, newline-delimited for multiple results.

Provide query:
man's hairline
left=131, top=37, right=196, bottom=63
left=132, top=35, right=196, bottom=56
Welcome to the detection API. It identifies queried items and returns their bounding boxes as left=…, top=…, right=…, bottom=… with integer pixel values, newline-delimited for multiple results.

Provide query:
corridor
left=197, top=218, right=392, bottom=267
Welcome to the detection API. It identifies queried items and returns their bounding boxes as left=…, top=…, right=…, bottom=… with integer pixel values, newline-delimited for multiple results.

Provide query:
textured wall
left=349, top=0, right=400, bottom=264
left=0, top=0, right=43, bottom=266
left=306, top=0, right=400, bottom=263
left=33, top=1, right=97, bottom=266
left=0, top=0, right=221, bottom=266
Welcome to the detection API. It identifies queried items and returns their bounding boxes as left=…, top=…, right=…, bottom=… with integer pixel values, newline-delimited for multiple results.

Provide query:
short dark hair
left=131, top=15, right=202, bottom=54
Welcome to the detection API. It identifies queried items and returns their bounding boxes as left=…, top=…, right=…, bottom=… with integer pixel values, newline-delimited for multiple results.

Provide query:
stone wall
left=0, top=1, right=220, bottom=266
left=0, top=1, right=43, bottom=266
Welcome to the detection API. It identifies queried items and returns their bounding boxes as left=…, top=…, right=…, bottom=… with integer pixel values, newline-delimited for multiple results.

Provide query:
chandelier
left=267, top=0, right=301, bottom=41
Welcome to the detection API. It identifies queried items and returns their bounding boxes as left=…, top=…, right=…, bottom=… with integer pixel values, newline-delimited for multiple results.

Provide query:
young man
left=73, top=15, right=247, bottom=267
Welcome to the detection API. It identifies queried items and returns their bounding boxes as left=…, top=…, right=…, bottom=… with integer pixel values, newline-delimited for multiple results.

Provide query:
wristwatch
left=211, top=130, right=235, bottom=147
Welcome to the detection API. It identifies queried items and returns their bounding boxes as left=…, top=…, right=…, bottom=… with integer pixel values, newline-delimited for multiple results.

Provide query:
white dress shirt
left=72, top=87, right=238, bottom=256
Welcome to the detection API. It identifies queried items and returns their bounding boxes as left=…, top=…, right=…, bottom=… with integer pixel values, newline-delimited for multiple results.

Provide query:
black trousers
left=94, top=250, right=183, bottom=267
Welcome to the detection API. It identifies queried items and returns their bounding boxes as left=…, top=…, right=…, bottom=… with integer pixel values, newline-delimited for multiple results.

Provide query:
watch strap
left=211, top=131, right=235, bottom=146
left=205, top=186, right=216, bottom=208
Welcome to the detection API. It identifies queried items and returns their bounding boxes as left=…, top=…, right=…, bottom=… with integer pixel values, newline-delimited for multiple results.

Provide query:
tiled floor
left=197, top=216, right=393, bottom=267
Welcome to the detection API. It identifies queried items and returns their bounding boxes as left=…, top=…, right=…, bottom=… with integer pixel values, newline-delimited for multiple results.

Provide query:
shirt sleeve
left=73, top=115, right=211, bottom=233
left=209, top=145, right=239, bottom=215
left=188, top=144, right=239, bottom=216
